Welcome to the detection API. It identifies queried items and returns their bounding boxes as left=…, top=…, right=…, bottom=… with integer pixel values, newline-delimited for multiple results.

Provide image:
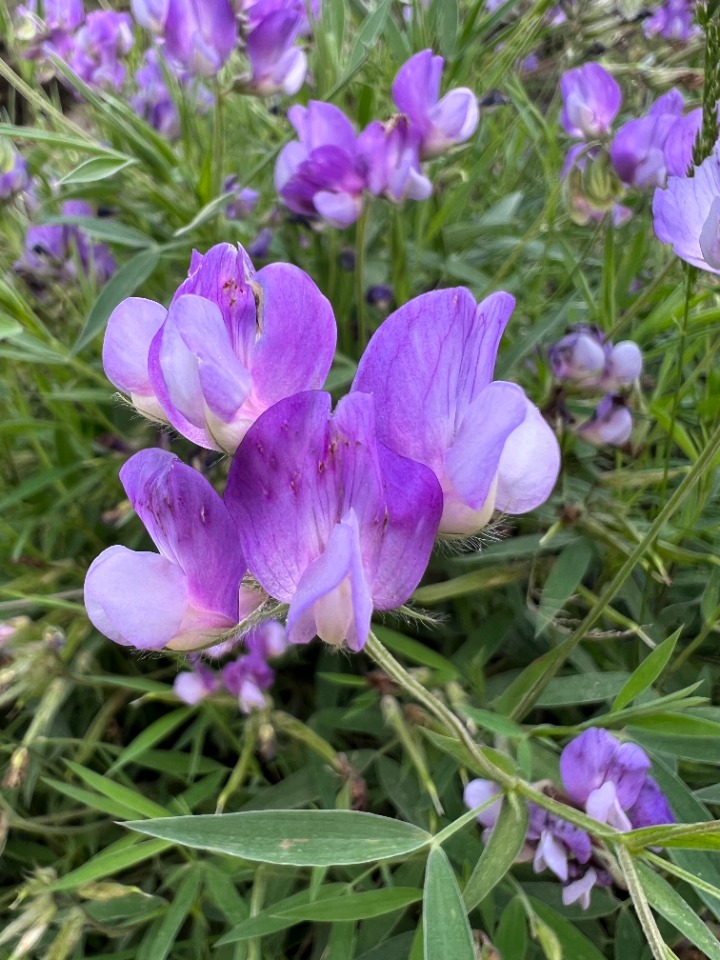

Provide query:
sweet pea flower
left=578, top=395, right=634, bottom=447
left=15, top=199, right=115, bottom=284
left=85, top=449, right=262, bottom=652
left=644, top=0, right=699, bottom=43
left=549, top=326, right=608, bottom=385
left=560, top=63, right=621, bottom=140
left=610, top=90, right=683, bottom=190
left=245, top=0, right=321, bottom=34
left=133, top=0, right=237, bottom=77
left=0, top=141, right=30, bottom=200
left=560, top=729, right=652, bottom=831
left=653, top=140, right=720, bottom=273
left=224, top=391, right=443, bottom=652
left=358, top=117, right=432, bottom=204
left=275, top=101, right=367, bottom=227
left=352, top=289, right=560, bottom=537
left=68, top=10, right=134, bottom=90
left=391, top=50, right=479, bottom=159
left=103, top=242, right=336, bottom=452
left=246, top=8, right=307, bottom=96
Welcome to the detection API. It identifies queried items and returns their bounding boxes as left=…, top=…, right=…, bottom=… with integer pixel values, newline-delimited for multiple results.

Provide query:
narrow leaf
left=423, top=847, right=475, bottom=960
left=463, top=794, right=528, bottom=911
left=636, top=862, right=720, bottom=960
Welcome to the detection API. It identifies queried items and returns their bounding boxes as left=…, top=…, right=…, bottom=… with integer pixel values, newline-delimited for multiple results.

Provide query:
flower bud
left=578, top=395, right=633, bottom=446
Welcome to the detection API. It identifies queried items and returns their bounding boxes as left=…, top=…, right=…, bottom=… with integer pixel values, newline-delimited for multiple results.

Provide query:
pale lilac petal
left=287, top=510, right=373, bottom=651
left=603, top=341, right=643, bottom=388
left=163, top=0, right=237, bottom=76
left=586, top=781, right=632, bottom=830
left=174, top=665, right=218, bottom=704
left=560, top=63, right=621, bottom=139
left=85, top=546, right=187, bottom=650
left=391, top=49, right=442, bottom=132
left=463, top=779, right=503, bottom=828
left=149, top=312, right=208, bottom=445
left=274, top=141, right=307, bottom=190
left=291, top=101, right=358, bottom=153
left=607, top=741, right=652, bottom=809
left=495, top=400, right=561, bottom=514
left=102, top=297, right=167, bottom=415
left=562, top=868, right=598, bottom=910
left=534, top=829, right=569, bottom=881
left=424, top=88, right=478, bottom=156
left=313, top=189, right=363, bottom=227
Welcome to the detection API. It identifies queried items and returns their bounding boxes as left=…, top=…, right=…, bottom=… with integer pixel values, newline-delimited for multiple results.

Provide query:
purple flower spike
left=275, top=101, right=367, bottom=227
left=68, top=11, right=134, bottom=90
left=246, top=9, right=307, bottom=96
left=352, top=288, right=560, bottom=537
left=653, top=141, right=720, bottom=274
left=560, top=63, right=621, bottom=140
left=85, top=449, right=262, bottom=651
left=225, top=391, right=443, bottom=652
left=0, top=142, right=30, bottom=200
left=560, top=729, right=651, bottom=830
left=392, top=50, right=479, bottom=159
left=578, top=395, right=633, bottom=447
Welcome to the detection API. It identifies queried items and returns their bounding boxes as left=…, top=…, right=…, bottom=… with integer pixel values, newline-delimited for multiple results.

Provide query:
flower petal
left=103, top=296, right=167, bottom=403
left=495, top=400, right=561, bottom=514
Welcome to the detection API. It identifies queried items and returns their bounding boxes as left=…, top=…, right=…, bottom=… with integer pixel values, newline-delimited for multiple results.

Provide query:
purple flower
left=644, top=0, right=699, bottom=43
left=528, top=805, right=592, bottom=882
left=245, top=0, right=320, bottom=34
left=627, top=776, right=675, bottom=829
left=224, top=177, right=260, bottom=220
left=577, top=396, right=633, bottom=447
left=16, top=0, right=83, bottom=63
left=68, top=11, right=134, bottom=90
left=18, top=0, right=84, bottom=33
left=134, top=0, right=237, bottom=77
left=560, top=729, right=653, bottom=830
left=463, top=779, right=503, bottom=830
left=550, top=326, right=642, bottom=391
left=653, top=140, right=720, bottom=273
left=246, top=8, right=307, bottom=96
left=391, top=50, right=478, bottom=159
left=549, top=326, right=608, bottom=385
left=131, top=49, right=181, bottom=139
left=15, top=199, right=115, bottom=284
left=222, top=621, right=286, bottom=712
left=248, top=227, right=273, bottom=258
left=84, top=449, right=263, bottom=651
left=224, top=391, right=443, bottom=652
left=174, top=660, right=219, bottom=704
left=103, top=242, right=336, bottom=452
left=352, top=289, right=560, bottom=537
left=358, top=117, right=432, bottom=204
left=0, top=142, right=30, bottom=200
left=610, top=90, right=684, bottom=190
left=560, top=63, right=621, bottom=140
left=275, top=101, right=367, bottom=227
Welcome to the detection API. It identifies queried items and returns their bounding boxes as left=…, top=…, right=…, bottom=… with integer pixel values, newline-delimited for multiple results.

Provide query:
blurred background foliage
left=2, top=0, right=720, bottom=957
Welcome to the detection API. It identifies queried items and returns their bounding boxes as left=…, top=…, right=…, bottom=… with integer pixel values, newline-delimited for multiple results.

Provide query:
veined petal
left=287, top=510, right=373, bottom=651
left=84, top=546, right=187, bottom=650
left=120, top=449, right=247, bottom=622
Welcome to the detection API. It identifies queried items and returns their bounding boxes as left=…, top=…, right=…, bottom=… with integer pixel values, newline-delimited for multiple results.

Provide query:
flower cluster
left=644, top=0, right=699, bottom=43
left=14, top=199, right=115, bottom=286
left=174, top=621, right=287, bottom=713
left=85, top=242, right=560, bottom=654
left=275, top=49, right=479, bottom=227
left=559, top=63, right=704, bottom=225
left=465, top=729, right=674, bottom=910
left=549, top=325, right=642, bottom=447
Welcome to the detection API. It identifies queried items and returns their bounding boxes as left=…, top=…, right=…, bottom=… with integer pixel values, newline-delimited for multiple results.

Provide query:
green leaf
left=74, top=248, right=160, bottom=353
left=42, top=215, right=153, bottom=249
left=612, top=630, right=681, bottom=711
left=285, top=887, right=421, bottom=922
left=65, top=761, right=169, bottom=819
left=626, top=820, right=720, bottom=852
left=461, top=706, right=525, bottom=738
left=346, top=0, right=392, bottom=73
left=108, top=708, right=192, bottom=774
left=463, top=794, right=528, bottom=911
left=636, top=862, right=720, bottom=960
left=432, top=0, right=458, bottom=57
left=48, top=838, right=173, bottom=892
left=43, top=777, right=145, bottom=822
left=126, top=810, right=432, bottom=866
left=0, top=316, right=24, bottom=339
left=58, top=156, right=136, bottom=185
left=137, top=868, right=204, bottom=960
left=423, top=847, right=475, bottom=960
left=530, top=899, right=607, bottom=960
left=217, top=884, right=347, bottom=944
left=373, top=625, right=458, bottom=681
left=536, top=541, right=593, bottom=635
left=494, top=898, right=528, bottom=960
left=536, top=672, right=631, bottom=708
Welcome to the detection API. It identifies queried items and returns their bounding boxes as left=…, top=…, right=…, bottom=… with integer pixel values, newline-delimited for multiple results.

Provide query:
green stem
left=508, top=415, right=720, bottom=720
left=354, top=206, right=370, bottom=354
left=618, top=847, right=676, bottom=960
